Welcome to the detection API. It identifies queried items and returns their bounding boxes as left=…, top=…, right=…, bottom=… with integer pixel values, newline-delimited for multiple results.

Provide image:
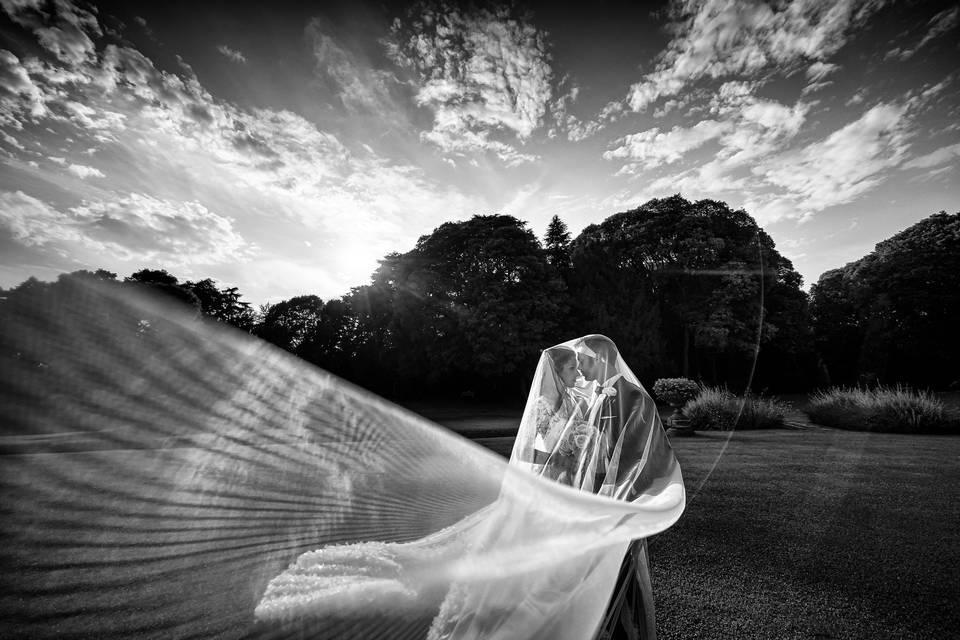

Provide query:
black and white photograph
left=1, top=1, right=958, bottom=638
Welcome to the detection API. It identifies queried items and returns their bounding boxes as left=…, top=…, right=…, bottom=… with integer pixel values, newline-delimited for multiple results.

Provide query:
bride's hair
left=545, top=345, right=576, bottom=369
left=542, top=346, right=576, bottom=409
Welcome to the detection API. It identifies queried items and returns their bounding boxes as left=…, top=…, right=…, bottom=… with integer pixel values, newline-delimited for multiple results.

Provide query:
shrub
left=683, top=387, right=787, bottom=431
left=653, top=378, right=701, bottom=406
left=807, top=386, right=960, bottom=434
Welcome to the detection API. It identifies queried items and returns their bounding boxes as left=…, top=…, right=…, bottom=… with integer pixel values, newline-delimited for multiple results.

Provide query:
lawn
left=649, top=429, right=958, bottom=639
left=461, top=425, right=959, bottom=639
left=3, top=403, right=956, bottom=639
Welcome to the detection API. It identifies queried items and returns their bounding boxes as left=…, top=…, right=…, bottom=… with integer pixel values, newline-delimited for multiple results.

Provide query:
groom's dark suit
left=593, top=375, right=677, bottom=640
left=594, top=376, right=678, bottom=503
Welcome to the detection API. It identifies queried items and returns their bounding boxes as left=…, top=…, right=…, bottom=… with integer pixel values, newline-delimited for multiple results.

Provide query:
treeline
left=3, top=196, right=956, bottom=398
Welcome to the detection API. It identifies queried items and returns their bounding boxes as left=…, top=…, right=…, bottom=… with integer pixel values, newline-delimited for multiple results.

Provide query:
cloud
left=1, top=129, right=23, bottom=148
left=806, top=61, right=840, bottom=81
left=915, top=7, right=959, bottom=48
left=0, top=49, right=46, bottom=125
left=306, top=17, right=398, bottom=115
left=801, top=80, right=833, bottom=96
left=66, top=162, right=104, bottom=178
left=0, top=190, right=255, bottom=264
left=386, top=5, right=553, bottom=163
left=846, top=89, right=866, bottom=106
left=217, top=45, right=247, bottom=64
left=887, top=6, right=959, bottom=60
left=625, top=0, right=886, bottom=112
left=902, top=142, right=960, bottom=170
left=604, top=119, right=728, bottom=169
left=741, top=195, right=806, bottom=225
left=0, top=2, right=487, bottom=293
left=1, top=0, right=101, bottom=66
left=755, top=103, right=910, bottom=212
left=608, top=82, right=809, bottom=175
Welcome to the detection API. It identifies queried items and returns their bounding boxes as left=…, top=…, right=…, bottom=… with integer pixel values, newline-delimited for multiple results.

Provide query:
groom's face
left=578, top=354, right=602, bottom=381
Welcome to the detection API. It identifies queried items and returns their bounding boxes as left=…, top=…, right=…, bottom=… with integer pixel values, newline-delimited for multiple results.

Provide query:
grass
left=470, top=427, right=959, bottom=639
left=4, top=404, right=955, bottom=639
left=808, top=386, right=960, bottom=434
left=649, top=430, right=959, bottom=639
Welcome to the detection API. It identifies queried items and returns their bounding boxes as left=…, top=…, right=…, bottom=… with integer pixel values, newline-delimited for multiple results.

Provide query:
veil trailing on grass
left=0, top=281, right=684, bottom=640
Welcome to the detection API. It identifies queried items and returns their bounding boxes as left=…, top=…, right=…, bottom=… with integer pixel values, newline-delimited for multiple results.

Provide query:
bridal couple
left=256, top=334, right=684, bottom=640
left=515, top=335, right=677, bottom=503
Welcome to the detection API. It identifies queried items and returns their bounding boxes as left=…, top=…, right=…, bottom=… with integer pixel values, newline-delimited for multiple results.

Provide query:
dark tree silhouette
left=126, top=269, right=178, bottom=286
left=298, top=298, right=354, bottom=374
left=183, top=278, right=255, bottom=331
left=342, top=254, right=403, bottom=395
left=570, top=195, right=811, bottom=389
left=811, top=210, right=960, bottom=388
left=255, top=295, right=325, bottom=352
left=124, top=268, right=200, bottom=312
left=544, top=215, right=572, bottom=271
left=387, top=214, right=564, bottom=397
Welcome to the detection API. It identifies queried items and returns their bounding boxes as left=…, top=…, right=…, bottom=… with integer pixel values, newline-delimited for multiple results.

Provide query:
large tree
left=544, top=215, right=572, bottom=272
left=124, top=268, right=201, bottom=311
left=343, top=254, right=403, bottom=395
left=255, top=295, right=326, bottom=352
left=570, top=195, right=812, bottom=389
left=183, top=278, right=256, bottom=331
left=387, top=214, right=565, bottom=397
left=811, top=211, right=960, bottom=388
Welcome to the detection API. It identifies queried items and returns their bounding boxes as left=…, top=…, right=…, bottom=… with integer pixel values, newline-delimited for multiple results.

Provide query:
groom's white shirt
left=586, top=374, right=623, bottom=426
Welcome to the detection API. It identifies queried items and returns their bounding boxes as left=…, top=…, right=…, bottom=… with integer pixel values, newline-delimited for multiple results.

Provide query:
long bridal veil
left=0, top=281, right=684, bottom=640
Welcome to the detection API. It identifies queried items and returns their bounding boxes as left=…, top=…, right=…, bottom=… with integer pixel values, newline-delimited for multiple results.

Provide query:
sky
left=0, top=0, right=957, bottom=304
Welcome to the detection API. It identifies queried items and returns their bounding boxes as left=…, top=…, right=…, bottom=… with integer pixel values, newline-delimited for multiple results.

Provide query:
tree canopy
left=385, top=214, right=565, bottom=396
left=811, top=210, right=960, bottom=388
left=569, top=195, right=812, bottom=389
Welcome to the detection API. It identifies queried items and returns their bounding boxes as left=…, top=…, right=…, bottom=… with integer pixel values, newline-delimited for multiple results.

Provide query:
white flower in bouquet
left=558, top=421, right=598, bottom=456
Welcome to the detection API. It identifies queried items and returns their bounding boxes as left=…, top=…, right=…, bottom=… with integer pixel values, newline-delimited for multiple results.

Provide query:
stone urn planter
left=652, top=378, right=701, bottom=437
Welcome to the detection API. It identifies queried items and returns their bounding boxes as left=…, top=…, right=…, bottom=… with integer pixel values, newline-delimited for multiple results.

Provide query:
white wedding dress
left=257, top=336, right=684, bottom=639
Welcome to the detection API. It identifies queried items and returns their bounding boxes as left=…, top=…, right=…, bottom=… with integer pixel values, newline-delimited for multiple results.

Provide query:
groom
left=574, top=334, right=678, bottom=640
left=574, top=334, right=677, bottom=502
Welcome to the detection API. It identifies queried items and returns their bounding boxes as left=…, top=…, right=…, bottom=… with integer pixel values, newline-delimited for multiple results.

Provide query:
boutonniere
left=601, top=386, right=617, bottom=397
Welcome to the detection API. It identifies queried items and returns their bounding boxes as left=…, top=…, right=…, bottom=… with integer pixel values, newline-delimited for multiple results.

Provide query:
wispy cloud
left=307, top=17, right=398, bottom=115
left=0, top=190, right=255, bottom=264
left=607, top=89, right=922, bottom=225
left=805, top=61, right=840, bottom=82
left=886, top=6, right=959, bottom=60
left=755, top=103, right=910, bottom=214
left=66, top=162, right=104, bottom=178
left=605, top=119, right=728, bottom=170
left=217, top=45, right=247, bottom=64
left=0, top=50, right=46, bottom=124
left=625, top=0, right=886, bottom=112
left=385, top=5, right=553, bottom=165
left=2, top=0, right=101, bottom=66
left=608, top=81, right=809, bottom=176
left=903, top=142, right=960, bottom=170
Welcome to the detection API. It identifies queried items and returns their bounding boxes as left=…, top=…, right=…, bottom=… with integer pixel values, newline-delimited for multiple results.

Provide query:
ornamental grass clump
left=808, top=386, right=960, bottom=434
left=682, top=387, right=787, bottom=431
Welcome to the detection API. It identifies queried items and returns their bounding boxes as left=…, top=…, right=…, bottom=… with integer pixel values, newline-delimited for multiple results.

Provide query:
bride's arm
left=533, top=396, right=564, bottom=452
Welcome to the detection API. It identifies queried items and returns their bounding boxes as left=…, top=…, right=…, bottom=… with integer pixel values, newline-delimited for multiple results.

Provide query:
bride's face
left=557, top=358, right=579, bottom=388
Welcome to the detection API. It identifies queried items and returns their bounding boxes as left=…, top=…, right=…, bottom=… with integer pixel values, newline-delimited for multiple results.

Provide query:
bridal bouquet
left=558, top=421, right=598, bottom=456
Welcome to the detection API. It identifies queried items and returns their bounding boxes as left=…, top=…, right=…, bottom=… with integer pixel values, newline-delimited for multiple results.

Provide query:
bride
left=512, top=345, right=592, bottom=484
left=256, top=335, right=684, bottom=639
